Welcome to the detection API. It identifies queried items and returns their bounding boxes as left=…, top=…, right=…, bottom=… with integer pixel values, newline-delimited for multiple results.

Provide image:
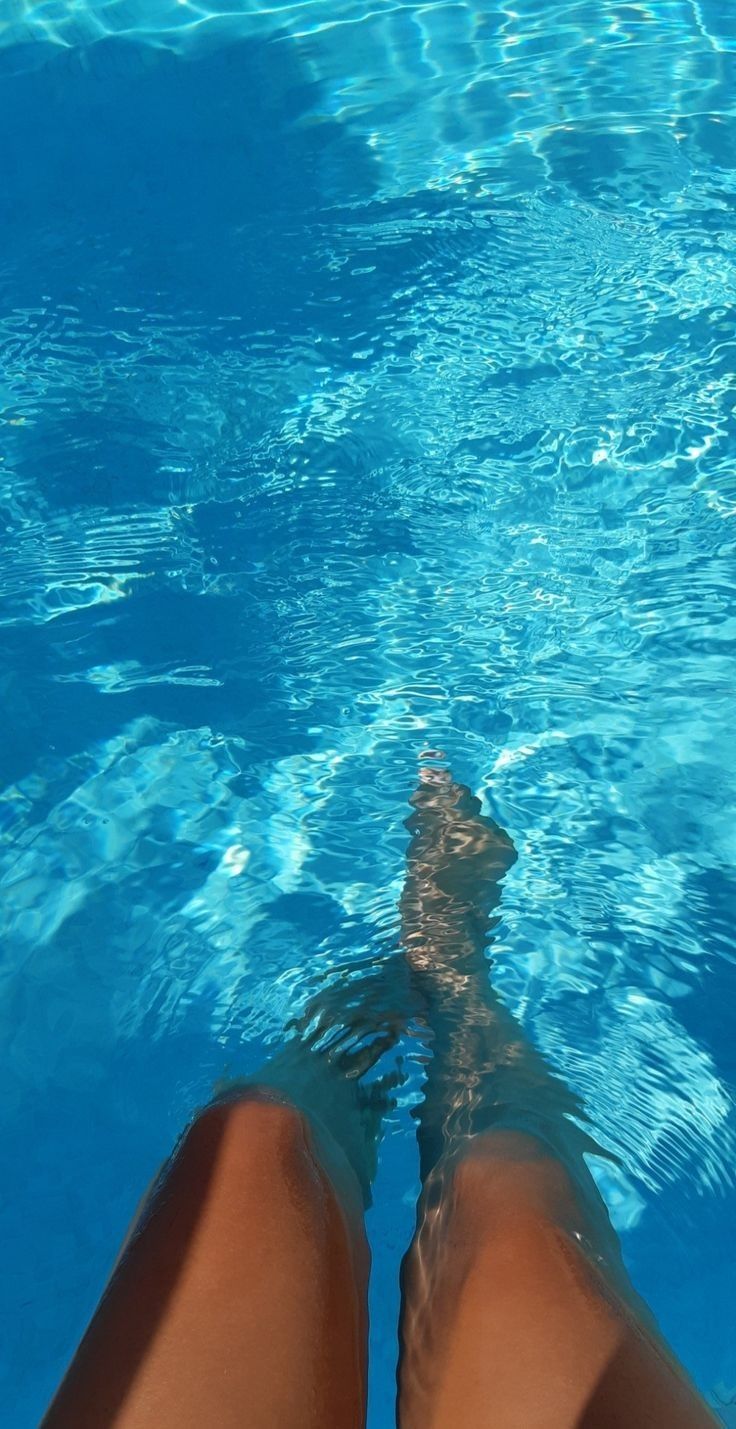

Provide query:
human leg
left=44, top=1089, right=369, bottom=1429
left=398, top=761, right=717, bottom=1428
left=398, top=1128, right=717, bottom=1428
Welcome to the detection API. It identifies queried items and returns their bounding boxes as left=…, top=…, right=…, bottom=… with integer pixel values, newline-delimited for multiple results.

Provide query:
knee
left=184, top=1092, right=311, bottom=1172
left=448, top=1131, right=581, bottom=1227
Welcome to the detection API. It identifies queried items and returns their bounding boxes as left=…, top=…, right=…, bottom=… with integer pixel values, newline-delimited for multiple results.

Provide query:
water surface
left=1, top=2, right=736, bottom=1423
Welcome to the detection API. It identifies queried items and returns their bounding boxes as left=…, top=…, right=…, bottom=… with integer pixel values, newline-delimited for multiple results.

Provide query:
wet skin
left=44, top=764, right=718, bottom=1428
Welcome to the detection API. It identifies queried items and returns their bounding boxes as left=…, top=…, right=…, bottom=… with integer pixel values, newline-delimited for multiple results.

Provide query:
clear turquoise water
left=1, top=2, right=736, bottom=1423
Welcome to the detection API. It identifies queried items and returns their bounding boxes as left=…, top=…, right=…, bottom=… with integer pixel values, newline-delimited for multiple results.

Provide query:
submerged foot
left=401, top=758, right=605, bottom=1189
left=401, top=759, right=516, bottom=988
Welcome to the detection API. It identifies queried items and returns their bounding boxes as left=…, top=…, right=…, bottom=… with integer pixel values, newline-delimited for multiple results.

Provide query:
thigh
left=44, top=1092, right=369, bottom=1429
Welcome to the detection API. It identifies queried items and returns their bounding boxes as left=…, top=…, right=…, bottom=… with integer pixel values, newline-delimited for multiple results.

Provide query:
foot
left=401, top=760, right=603, bottom=1191
left=401, top=761, right=516, bottom=986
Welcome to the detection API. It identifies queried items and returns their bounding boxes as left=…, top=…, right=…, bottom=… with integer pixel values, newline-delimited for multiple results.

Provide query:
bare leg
left=43, top=1089, right=369, bottom=1429
left=398, top=763, right=717, bottom=1428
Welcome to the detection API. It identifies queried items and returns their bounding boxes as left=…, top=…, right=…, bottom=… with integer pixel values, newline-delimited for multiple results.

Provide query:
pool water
left=2, top=2, right=736, bottom=1423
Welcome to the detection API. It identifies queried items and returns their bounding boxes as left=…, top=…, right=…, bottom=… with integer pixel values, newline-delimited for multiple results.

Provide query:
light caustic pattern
left=1, top=1, right=736, bottom=1424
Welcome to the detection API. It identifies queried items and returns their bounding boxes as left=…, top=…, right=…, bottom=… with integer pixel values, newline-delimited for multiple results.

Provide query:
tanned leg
left=398, top=761, right=717, bottom=1429
left=43, top=1090, right=369, bottom=1429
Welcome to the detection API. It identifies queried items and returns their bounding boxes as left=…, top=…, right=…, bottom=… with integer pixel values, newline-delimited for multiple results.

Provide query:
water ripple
left=1, top=1, right=736, bottom=1420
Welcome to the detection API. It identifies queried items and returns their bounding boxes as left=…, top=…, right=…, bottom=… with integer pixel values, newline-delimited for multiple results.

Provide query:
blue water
left=1, top=1, right=736, bottom=1423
